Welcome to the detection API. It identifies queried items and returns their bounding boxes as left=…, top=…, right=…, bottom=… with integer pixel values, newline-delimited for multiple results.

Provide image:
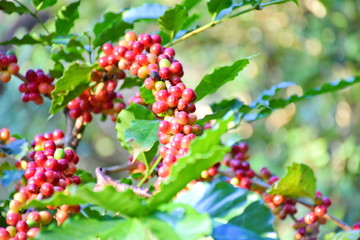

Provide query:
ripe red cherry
left=314, top=205, right=327, bottom=217
left=152, top=101, right=168, bottom=114
left=6, top=212, right=21, bottom=226
left=182, top=88, right=196, bottom=102
left=40, top=183, right=54, bottom=197
left=16, top=220, right=29, bottom=233
left=304, top=212, right=317, bottom=225
left=102, top=43, right=113, bottom=55
left=159, top=67, right=171, bottom=80
left=272, top=195, right=284, bottom=205
left=0, top=228, right=10, bottom=240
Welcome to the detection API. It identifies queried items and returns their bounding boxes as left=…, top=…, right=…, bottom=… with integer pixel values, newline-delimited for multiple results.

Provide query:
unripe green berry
left=159, top=59, right=170, bottom=68
left=54, top=148, right=65, bottom=160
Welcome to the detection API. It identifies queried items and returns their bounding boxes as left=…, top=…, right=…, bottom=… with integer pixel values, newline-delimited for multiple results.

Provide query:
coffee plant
left=0, top=0, right=359, bottom=239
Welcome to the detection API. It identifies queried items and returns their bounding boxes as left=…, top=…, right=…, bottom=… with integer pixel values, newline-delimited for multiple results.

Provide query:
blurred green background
left=0, top=0, right=359, bottom=239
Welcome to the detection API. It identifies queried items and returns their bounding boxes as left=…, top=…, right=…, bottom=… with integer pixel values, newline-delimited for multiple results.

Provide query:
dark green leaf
left=269, top=163, right=316, bottom=198
left=0, top=139, right=29, bottom=160
left=139, top=86, right=156, bottom=104
left=245, top=76, right=360, bottom=122
left=207, top=0, right=232, bottom=19
left=1, top=170, right=24, bottom=187
left=324, top=230, right=360, bottom=240
left=93, top=12, right=133, bottom=48
left=195, top=58, right=249, bottom=102
left=0, top=1, right=27, bottom=14
left=176, top=182, right=248, bottom=219
left=49, top=61, right=64, bottom=78
left=116, top=103, right=157, bottom=165
left=120, top=76, right=143, bottom=89
left=122, top=3, right=168, bottom=23
left=32, top=0, right=57, bottom=10
left=0, top=34, right=42, bottom=46
left=181, top=0, right=202, bottom=10
left=149, top=113, right=234, bottom=208
left=158, top=4, right=188, bottom=41
left=125, top=120, right=160, bottom=161
left=228, top=201, right=275, bottom=236
left=28, top=184, right=149, bottom=217
left=55, top=1, right=80, bottom=36
left=50, top=63, right=94, bottom=114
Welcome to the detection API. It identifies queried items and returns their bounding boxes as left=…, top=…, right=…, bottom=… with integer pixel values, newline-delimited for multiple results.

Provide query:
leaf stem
left=137, top=155, right=162, bottom=187
left=14, top=0, right=50, bottom=34
left=217, top=170, right=353, bottom=231
left=167, top=0, right=289, bottom=47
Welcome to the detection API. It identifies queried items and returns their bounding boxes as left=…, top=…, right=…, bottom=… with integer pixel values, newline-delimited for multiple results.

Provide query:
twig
left=14, top=72, right=28, bottom=83
left=94, top=167, right=151, bottom=198
left=63, top=108, right=86, bottom=150
left=13, top=0, right=50, bottom=34
left=167, top=0, right=289, bottom=47
left=217, top=170, right=353, bottom=231
left=102, top=163, right=138, bottom=173
left=138, top=155, right=162, bottom=187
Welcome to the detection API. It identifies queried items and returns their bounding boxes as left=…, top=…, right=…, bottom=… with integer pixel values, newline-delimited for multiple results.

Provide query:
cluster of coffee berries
left=97, top=32, right=202, bottom=187
left=18, top=69, right=54, bottom=105
left=29, top=129, right=65, bottom=153
left=1, top=140, right=81, bottom=239
left=67, top=71, right=126, bottom=123
left=223, top=142, right=255, bottom=189
left=199, top=163, right=220, bottom=181
left=0, top=51, right=19, bottom=83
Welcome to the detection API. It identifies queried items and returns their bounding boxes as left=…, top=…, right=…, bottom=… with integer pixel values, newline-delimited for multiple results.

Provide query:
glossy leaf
left=49, top=61, right=64, bottom=78
left=0, top=34, right=42, bottom=46
left=176, top=181, right=248, bottom=219
left=158, top=4, right=188, bottom=41
left=195, top=58, right=249, bottom=102
left=50, top=63, right=93, bottom=114
left=32, top=0, right=57, bottom=10
left=324, top=230, right=360, bottom=240
left=125, top=120, right=160, bottom=161
left=0, top=1, right=27, bottom=14
left=0, top=139, right=28, bottom=160
left=93, top=12, right=133, bottom=47
left=149, top=114, right=234, bottom=208
left=55, top=1, right=80, bottom=36
left=207, top=0, right=232, bottom=19
left=139, top=86, right=156, bottom=104
left=120, top=76, right=144, bottom=89
left=122, top=3, right=168, bottom=23
left=269, top=163, right=316, bottom=198
left=116, top=103, right=157, bottom=165
left=181, top=0, right=202, bottom=10
left=153, top=203, right=212, bottom=240
left=28, top=183, right=149, bottom=217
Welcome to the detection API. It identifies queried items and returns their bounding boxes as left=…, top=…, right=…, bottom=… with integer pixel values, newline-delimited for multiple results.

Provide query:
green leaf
left=93, top=12, right=133, bottom=48
left=116, top=103, right=157, bottom=165
left=153, top=203, right=212, bottom=240
left=75, top=169, right=96, bottom=184
left=50, top=63, right=93, bottom=114
left=139, top=86, right=156, bottom=104
left=122, top=3, right=168, bottom=23
left=228, top=201, right=275, bottom=236
left=0, top=34, right=43, bottom=46
left=125, top=120, right=160, bottom=162
left=176, top=182, right=248, bottom=219
left=120, top=76, right=144, bottom=89
left=32, top=0, right=57, bottom=10
left=28, top=184, right=149, bottom=217
left=55, top=1, right=80, bottom=36
left=149, top=113, right=234, bottom=208
left=181, top=0, right=202, bottom=10
left=49, top=61, right=64, bottom=78
left=269, top=163, right=316, bottom=198
left=253, top=81, right=296, bottom=102
left=0, top=1, right=27, bottom=14
left=324, top=230, right=360, bottom=240
left=195, top=58, right=249, bottom=102
left=207, top=0, right=232, bottom=19
left=158, top=4, right=188, bottom=41
left=0, top=139, right=29, bottom=160
left=37, top=204, right=211, bottom=240
left=245, top=76, right=360, bottom=122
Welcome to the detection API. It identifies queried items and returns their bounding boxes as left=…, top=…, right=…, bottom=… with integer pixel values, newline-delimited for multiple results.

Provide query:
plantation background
left=0, top=0, right=359, bottom=239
